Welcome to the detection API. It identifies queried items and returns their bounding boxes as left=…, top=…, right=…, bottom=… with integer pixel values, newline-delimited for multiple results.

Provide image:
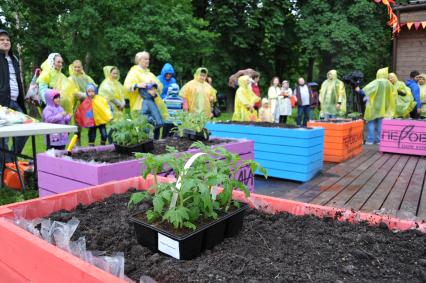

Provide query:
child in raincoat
left=76, top=83, right=112, bottom=146
left=319, top=70, right=346, bottom=119
left=98, top=66, right=126, bottom=120
left=42, top=89, right=71, bottom=150
left=179, top=67, right=217, bottom=118
left=258, top=98, right=274, bottom=123
left=232, top=75, right=260, bottom=121
left=356, top=67, right=396, bottom=145
left=157, top=63, right=178, bottom=99
left=388, top=73, right=415, bottom=118
left=419, top=74, right=426, bottom=118
left=139, top=83, right=164, bottom=127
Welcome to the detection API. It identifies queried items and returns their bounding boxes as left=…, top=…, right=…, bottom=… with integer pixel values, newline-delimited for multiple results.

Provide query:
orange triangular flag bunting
left=414, top=22, right=421, bottom=30
left=407, top=22, right=413, bottom=30
left=422, top=21, right=426, bottom=29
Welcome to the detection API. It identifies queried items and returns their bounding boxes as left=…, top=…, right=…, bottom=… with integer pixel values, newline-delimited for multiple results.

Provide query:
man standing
left=295, top=77, right=313, bottom=126
left=0, top=29, right=27, bottom=161
left=405, top=70, right=422, bottom=119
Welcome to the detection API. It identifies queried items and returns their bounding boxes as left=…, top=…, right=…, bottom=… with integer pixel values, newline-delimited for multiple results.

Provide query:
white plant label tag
left=211, top=185, right=218, bottom=200
left=158, top=233, right=180, bottom=259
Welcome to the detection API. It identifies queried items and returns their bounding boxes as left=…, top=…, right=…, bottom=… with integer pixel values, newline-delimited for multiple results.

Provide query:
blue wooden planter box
left=206, top=123, right=324, bottom=182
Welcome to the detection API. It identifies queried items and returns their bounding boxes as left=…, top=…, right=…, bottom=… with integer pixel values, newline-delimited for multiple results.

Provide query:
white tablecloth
left=0, top=123, right=77, bottom=138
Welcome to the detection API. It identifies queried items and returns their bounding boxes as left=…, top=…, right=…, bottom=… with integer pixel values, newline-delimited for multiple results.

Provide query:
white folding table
left=0, top=123, right=78, bottom=191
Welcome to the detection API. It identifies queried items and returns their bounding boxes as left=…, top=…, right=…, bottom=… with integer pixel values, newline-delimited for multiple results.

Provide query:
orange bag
left=3, top=162, right=33, bottom=191
left=290, top=96, right=297, bottom=107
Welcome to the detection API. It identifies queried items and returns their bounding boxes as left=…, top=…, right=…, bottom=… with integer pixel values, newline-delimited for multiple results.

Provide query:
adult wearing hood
left=42, top=89, right=71, bottom=149
left=232, top=75, right=260, bottom=121
left=179, top=67, right=217, bottom=118
left=0, top=29, right=27, bottom=161
left=357, top=67, right=396, bottom=145
left=388, top=73, right=415, bottom=118
left=405, top=70, right=422, bottom=119
left=418, top=74, right=426, bottom=117
left=68, top=60, right=95, bottom=103
left=319, top=70, right=346, bottom=118
left=124, top=51, right=169, bottom=120
left=37, top=53, right=77, bottom=114
left=157, top=63, right=178, bottom=99
left=98, top=66, right=126, bottom=120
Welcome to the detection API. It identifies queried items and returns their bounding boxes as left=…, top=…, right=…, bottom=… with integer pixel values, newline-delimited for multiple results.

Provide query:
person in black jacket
left=0, top=29, right=28, bottom=162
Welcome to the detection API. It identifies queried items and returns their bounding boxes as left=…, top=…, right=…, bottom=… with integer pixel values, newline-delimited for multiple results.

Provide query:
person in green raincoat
left=98, top=66, right=126, bottom=120
left=232, top=75, right=260, bottom=121
left=356, top=67, right=396, bottom=145
left=37, top=53, right=78, bottom=114
left=179, top=67, right=217, bottom=118
left=419, top=74, right=426, bottom=117
left=388, top=73, right=415, bottom=118
left=319, top=70, right=346, bottom=118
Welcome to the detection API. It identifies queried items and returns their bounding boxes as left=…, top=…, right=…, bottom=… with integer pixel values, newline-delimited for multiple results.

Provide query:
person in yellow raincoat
left=179, top=67, right=217, bottom=118
left=37, top=53, right=78, bottom=114
left=356, top=67, right=396, bottom=145
left=232, top=75, right=260, bottom=121
left=123, top=51, right=169, bottom=120
left=68, top=60, right=95, bottom=105
left=419, top=74, right=426, bottom=117
left=98, top=66, right=126, bottom=120
left=319, top=70, right=346, bottom=118
left=388, top=73, right=415, bottom=118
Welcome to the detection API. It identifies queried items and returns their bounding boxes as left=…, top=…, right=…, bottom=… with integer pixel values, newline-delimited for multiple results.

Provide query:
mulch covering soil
left=219, top=121, right=308, bottom=129
left=70, top=138, right=231, bottom=163
left=49, top=190, right=426, bottom=282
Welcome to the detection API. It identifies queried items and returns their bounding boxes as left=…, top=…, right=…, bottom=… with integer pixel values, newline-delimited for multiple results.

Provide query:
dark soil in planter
left=70, top=138, right=231, bottom=163
left=219, top=121, right=311, bottom=129
left=315, top=118, right=354, bottom=124
left=48, top=190, right=426, bottom=283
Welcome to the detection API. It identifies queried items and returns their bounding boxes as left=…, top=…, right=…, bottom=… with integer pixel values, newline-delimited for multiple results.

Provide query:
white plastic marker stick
left=170, top=152, right=206, bottom=208
left=211, top=185, right=218, bottom=201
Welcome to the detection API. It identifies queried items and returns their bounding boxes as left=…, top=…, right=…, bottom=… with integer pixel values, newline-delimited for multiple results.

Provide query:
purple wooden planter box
left=380, top=119, right=426, bottom=156
left=37, top=139, right=255, bottom=197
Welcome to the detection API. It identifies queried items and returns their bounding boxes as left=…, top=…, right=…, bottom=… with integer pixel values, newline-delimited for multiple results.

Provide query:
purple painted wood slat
left=380, top=119, right=426, bottom=156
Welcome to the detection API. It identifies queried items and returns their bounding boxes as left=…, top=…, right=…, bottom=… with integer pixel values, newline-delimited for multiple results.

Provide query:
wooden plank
left=361, top=155, right=410, bottom=213
left=326, top=154, right=391, bottom=208
left=343, top=154, right=400, bottom=210
left=417, top=173, right=426, bottom=219
left=295, top=149, right=376, bottom=203
left=380, top=156, right=419, bottom=214
left=399, top=157, right=426, bottom=215
left=309, top=153, right=383, bottom=205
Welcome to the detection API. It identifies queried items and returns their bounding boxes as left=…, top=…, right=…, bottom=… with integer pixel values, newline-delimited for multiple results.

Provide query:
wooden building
left=394, top=1, right=426, bottom=80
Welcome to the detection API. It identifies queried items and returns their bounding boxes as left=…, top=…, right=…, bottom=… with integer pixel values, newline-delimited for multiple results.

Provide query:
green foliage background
left=0, top=0, right=408, bottom=110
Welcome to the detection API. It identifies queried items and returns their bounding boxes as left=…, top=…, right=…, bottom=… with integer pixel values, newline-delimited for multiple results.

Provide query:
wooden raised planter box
left=37, top=138, right=255, bottom=197
left=0, top=176, right=425, bottom=283
left=380, top=119, right=426, bottom=156
left=206, top=123, right=324, bottom=182
left=307, top=119, right=364, bottom=163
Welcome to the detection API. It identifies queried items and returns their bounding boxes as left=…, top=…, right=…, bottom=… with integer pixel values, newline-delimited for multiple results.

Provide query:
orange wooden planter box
left=0, top=174, right=425, bottom=282
left=308, top=119, right=364, bottom=162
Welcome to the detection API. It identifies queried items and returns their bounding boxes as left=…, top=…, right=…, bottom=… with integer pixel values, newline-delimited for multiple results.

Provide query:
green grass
left=0, top=187, right=38, bottom=205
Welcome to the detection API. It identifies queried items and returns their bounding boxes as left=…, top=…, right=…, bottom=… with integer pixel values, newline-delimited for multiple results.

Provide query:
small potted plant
left=347, top=112, right=362, bottom=121
left=172, top=112, right=211, bottom=141
left=128, top=142, right=267, bottom=260
left=110, top=114, right=155, bottom=154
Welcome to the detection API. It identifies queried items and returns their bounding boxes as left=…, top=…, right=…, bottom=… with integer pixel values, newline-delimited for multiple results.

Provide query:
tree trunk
left=307, top=57, right=314, bottom=82
left=85, top=52, right=91, bottom=74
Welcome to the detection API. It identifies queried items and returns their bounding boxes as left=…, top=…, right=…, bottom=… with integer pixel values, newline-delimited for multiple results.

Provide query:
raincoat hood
left=45, top=89, right=60, bottom=107
left=238, top=75, right=250, bottom=88
left=103, top=66, right=119, bottom=80
left=68, top=62, right=88, bottom=77
left=328, top=70, right=337, bottom=80
left=86, top=83, right=98, bottom=95
left=376, top=67, right=389, bottom=80
left=194, top=67, right=208, bottom=81
left=40, top=53, right=61, bottom=71
left=160, top=63, right=175, bottom=79
left=389, top=72, right=398, bottom=83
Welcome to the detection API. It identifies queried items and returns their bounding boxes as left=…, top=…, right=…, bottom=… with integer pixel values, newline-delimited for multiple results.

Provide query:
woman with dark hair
left=268, top=76, right=280, bottom=121
left=251, top=72, right=261, bottom=110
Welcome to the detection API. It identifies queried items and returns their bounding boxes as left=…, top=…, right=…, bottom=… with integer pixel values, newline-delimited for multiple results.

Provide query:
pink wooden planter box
left=0, top=175, right=424, bottom=282
left=37, top=139, right=255, bottom=197
left=380, top=119, right=426, bottom=156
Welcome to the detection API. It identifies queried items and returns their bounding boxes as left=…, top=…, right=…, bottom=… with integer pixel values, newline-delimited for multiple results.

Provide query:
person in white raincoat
left=267, top=77, right=280, bottom=122
left=276, top=80, right=293, bottom=124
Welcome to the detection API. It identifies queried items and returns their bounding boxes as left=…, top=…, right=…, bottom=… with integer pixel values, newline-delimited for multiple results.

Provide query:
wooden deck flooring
left=286, top=149, right=426, bottom=221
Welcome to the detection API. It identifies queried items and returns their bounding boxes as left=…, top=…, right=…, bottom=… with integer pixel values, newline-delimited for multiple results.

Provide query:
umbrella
left=228, top=68, right=257, bottom=88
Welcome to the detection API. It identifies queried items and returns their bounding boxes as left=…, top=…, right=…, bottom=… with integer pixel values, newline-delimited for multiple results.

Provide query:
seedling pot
left=114, top=139, right=154, bottom=154
left=129, top=203, right=248, bottom=260
left=181, top=128, right=210, bottom=141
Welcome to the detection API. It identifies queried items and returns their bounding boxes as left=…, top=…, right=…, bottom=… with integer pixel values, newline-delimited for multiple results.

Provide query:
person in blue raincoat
left=157, top=63, right=178, bottom=99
